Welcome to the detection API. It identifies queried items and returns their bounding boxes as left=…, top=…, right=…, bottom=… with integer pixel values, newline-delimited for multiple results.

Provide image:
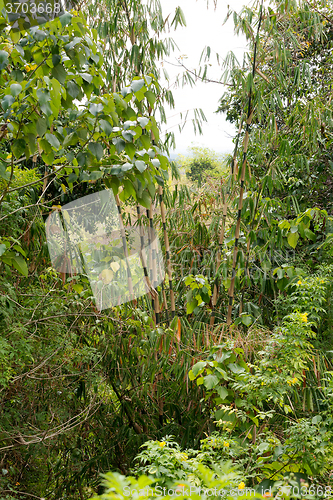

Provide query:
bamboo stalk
left=226, top=1, right=263, bottom=326
left=159, top=184, right=176, bottom=318
left=136, top=205, right=156, bottom=300
left=148, top=202, right=160, bottom=324
left=210, top=117, right=244, bottom=326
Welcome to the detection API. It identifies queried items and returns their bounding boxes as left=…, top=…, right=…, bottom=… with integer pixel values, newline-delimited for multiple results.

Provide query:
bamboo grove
left=1, top=0, right=333, bottom=498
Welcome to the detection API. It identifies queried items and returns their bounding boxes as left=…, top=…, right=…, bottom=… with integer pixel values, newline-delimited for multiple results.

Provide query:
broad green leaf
left=124, top=142, right=136, bottom=160
left=0, top=50, right=8, bottom=70
left=12, top=139, right=26, bottom=158
left=63, top=132, right=78, bottom=147
left=216, top=386, right=229, bottom=399
left=52, top=54, right=61, bottom=67
left=79, top=73, right=93, bottom=83
left=13, top=245, right=26, bottom=257
left=288, top=231, right=299, bottom=249
left=37, top=88, right=50, bottom=106
left=59, top=12, right=72, bottom=26
left=121, top=162, right=133, bottom=172
left=228, top=363, right=245, bottom=374
left=138, top=117, right=149, bottom=128
left=34, top=30, right=47, bottom=41
left=145, top=90, right=156, bottom=107
left=122, top=130, right=135, bottom=142
left=99, top=119, right=113, bottom=136
left=67, top=81, right=80, bottom=98
left=114, top=139, right=125, bottom=154
left=137, top=190, right=151, bottom=209
left=1, top=95, right=14, bottom=111
left=89, top=103, right=103, bottom=116
left=45, top=133, right=60, bottom=150
left=88, top=142, right=104, bottom=161
left=65, top=37, right=82, bottom=50
left=42, top=151, right=55, bottom=165
left=67, top=173, right=78, bottom=183
left=203, top=374, right=219, bottom=390
left=241, top=314, right=252, bottom=326
left=90, top=171, right=103, bottom=180
left=0, top=244, right=7, bottom=257
left=186, top=299, right=197, bottom=314
left=131, top=79, right=145, bottom=92
left=304, top=228, right=316, bottom=241
left=192, top=361, right=206, bottom=377
left=36, top=117, right=48, bottom=137
left=72, top=284, right=83, bottom=294
left=140, top=135, right=151, bottom=150
left=52, top=64, right=67, bottom=85
left=12, top=255, right=28, bottom=277
left=135, top=160, right=146, bottom=173
left=10, top=83, right=22, bottom=97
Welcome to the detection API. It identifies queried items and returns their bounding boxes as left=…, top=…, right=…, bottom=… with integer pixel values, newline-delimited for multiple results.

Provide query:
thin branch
left=163, top=59, right=233, bottom=86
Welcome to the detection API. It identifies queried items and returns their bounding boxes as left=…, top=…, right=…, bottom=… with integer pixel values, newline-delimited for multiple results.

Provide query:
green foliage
left=1, top=0, right=333, bottom=497
left=91, top=437, right=248, bottom=499
left=183, top=274, right=212, bottom=315
left=176, top=147, right=227, bottom=184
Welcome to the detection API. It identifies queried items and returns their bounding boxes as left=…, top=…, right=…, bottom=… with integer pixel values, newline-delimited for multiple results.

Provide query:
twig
left=163, top=59, right=233, bottom=86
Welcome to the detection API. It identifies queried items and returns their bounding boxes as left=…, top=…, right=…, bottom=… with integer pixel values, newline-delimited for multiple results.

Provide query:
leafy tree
left=176, top=146, right=227, bottom=184
left=84, top=0, right=208, bottom=153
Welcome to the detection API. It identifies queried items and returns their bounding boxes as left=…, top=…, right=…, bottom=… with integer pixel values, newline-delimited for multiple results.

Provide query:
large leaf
left=145, top=90, right=156, bottom=107
left=45, top=133, right=60, bottom=150
left=137, top=190, right=151, bottom=209
left=67, top=81, right=80, bottom=98
left=12, top=139, right=26, bottom=158
left=59, top=12, right=72, bottom=26
left=135, top=160, right=146, bottom=173
left=203, top=374, right=219, bottom=390
left=124, top=143, right=136, bottom=160
left=89, top=103, right=103, bottom=116
left=0, top=50, right=8, bottom=70
left=52, top=64, right=67, bottom=85
left=1, top=95, right=15, bottom=111
left=114, top=139, right=126, bottom=154
left=99, top=119, right=113, bottom=136
left=304, top=228, right=316, bottom=241
left=10, top=84, right=22, bottom=97
left=12, top=255, right=28, bottom=277
left=88, top=142, right=104, bottom=161
left=138, top=117, right=149, bottom=128
left=131, top=79, right=145, bottom=92
left=140, top=135, right=151, bottom=150
left=191, top=361, right=206, bottom=377
left=36, top=117, right=48, bottom=137
left=36, top=88, right=50, bottom=106
left=288, top=231, right=299, bottom=249
left=216, top=386, right=229, bottom=400
left=0, top=244, right=7, bottom=257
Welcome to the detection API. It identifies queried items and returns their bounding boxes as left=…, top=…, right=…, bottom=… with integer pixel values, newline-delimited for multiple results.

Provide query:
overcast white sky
left=158, top=0, right=250, bottom=156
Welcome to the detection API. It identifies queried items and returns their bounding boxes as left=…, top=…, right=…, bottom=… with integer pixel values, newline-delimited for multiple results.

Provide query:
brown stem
left=227, top=0, right=264, bottom=325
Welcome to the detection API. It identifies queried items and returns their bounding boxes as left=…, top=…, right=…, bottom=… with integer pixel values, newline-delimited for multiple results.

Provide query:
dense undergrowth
left=1, top=0, right=333, bottom=499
